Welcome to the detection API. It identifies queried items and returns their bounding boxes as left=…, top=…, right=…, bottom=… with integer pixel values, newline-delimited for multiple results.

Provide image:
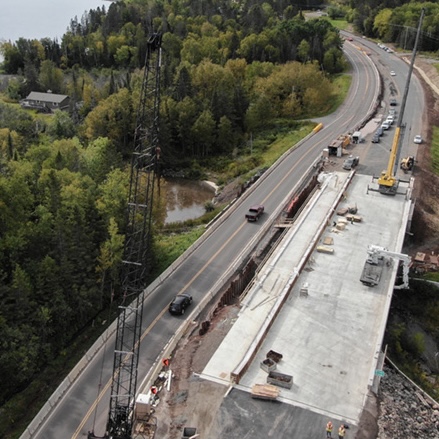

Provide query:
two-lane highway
left=32, top=42, right=383, bottom=439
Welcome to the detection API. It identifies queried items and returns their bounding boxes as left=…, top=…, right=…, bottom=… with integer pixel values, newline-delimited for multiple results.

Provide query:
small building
left=20, top=91, right=70, bottom=113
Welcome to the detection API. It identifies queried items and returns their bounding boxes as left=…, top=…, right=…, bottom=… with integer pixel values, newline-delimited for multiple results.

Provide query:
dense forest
left=0, top=0, right=435, bottom=422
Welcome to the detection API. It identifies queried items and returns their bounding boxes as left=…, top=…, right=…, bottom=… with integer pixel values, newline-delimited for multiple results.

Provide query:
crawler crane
left=377, top=9, right=424, bottom=195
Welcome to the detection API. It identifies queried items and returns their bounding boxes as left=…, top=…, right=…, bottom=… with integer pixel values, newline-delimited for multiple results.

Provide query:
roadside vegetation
left=430, top=126, right=439, bottom=175
left=385, top=279, right=439, bottom=400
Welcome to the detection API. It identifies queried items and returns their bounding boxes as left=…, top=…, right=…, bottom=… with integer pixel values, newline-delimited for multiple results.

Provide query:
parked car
left=388, top=109, right=396, bottom=116
left=371, top=134, right=380, bottom=143
left=169, top=293, right=193, bottom=315
left=376, top=126, right=384, bottom=136
left=390, top=98, right=397, bottom=106
left=414, top=135, right=423, bottom=144
left=386, top=116, right=394, bottom=125
left=390, top=71, right=396, bottom=76
left=343, top=155, right=360, bottom=170
left=381, top=121, right=391, bottom=130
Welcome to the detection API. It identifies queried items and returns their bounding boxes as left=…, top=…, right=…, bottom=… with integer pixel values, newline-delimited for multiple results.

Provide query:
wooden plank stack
left=251, top=384, right=280, bottom=400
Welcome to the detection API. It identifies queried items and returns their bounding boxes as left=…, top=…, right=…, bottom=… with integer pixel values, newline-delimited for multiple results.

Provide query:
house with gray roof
left=20, top=91, right=70, bottom=113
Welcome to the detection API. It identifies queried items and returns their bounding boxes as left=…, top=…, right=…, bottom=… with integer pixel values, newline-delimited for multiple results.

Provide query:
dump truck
left=245, top=205, right=264, bottom=221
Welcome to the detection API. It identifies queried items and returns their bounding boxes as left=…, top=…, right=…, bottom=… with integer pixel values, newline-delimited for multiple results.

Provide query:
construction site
left=21, top=18, right=439, bottom=439
left=127, top=22, right=439, bottom=439
left=143, top=169, right=416, bottom=439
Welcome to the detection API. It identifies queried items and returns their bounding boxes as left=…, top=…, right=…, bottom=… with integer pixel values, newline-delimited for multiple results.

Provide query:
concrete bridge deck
left=199, top=171, right=412, bottom=437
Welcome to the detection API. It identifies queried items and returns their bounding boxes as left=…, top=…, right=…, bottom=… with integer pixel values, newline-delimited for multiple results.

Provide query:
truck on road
left=245, top=205, right=264, bottom=222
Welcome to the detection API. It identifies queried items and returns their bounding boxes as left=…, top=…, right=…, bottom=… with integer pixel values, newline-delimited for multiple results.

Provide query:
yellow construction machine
left=400, top=156, right=414, bottom=172
left=377, top=9, right=424, bottom=195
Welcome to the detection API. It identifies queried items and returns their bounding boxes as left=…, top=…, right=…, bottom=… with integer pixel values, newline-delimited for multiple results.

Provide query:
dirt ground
left=407, top=58, right=439, bottom=251
left=150, top=56, right=439, bottom=439
left=151, top=304, right=241, bottom=438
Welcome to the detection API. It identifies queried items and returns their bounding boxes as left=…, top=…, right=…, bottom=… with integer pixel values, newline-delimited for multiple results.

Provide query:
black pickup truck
left=245, top=205, right=264, bottom=222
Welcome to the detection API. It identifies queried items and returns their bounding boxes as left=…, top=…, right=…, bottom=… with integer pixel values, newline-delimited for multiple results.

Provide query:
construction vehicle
left=327, top=134, right=350, bottom=157
left=360, top=245, right=411, bottom=288
left=376, top=9, right=424, bottom=195
left=400, top=156, right=414, bottom=172
left=351, top=131, right=363, bottom=144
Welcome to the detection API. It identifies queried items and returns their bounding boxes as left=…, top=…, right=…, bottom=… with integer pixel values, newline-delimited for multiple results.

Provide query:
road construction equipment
left=377, top=9, right=424, bottom=194
left=400, top=156, right=414, bottom=171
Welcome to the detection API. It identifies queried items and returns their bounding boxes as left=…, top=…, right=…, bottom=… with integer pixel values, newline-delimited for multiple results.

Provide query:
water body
left=164, top=179, right=216, bottom=224
left=0, top=0, right=109, bottom=43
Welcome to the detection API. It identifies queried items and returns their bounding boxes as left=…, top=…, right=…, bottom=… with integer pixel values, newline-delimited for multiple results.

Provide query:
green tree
left=0, top=41, right=24, bottom=74
left=38, top=60, right=64, bottom=93
left=373, top=9, right=392, bottom=40
left=96, top=168, right=129, bottom=226
left=96, top=217, right=124, bottom=307
left=175, top=97, right=198, bottom=156
left=46, top=110, right=77, bottom=139
left=216, top=116, right=235, bottom=154
left=82, top=137, right=121, bottom=183
left=191, top=109, right=216, bottom=157
left=297, top=40, right=310, bottom=63
left=83, top=88, right=133, bottom=156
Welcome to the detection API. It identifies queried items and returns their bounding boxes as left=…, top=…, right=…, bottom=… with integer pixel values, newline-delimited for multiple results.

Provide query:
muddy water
left=164, top=178, right=216, bottom=224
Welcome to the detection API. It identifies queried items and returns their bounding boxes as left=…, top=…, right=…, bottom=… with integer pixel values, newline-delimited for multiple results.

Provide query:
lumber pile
left=251, top=384, right=280, bottom=400
left=316, top=245, right=334, bottom=254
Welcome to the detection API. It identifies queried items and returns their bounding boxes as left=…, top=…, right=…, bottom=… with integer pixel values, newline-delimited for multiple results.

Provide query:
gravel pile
left=378, top=365, right=439, bottom=439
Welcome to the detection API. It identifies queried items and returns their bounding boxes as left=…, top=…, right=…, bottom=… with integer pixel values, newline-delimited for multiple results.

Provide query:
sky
left=0, top=0, right=109, bottom=43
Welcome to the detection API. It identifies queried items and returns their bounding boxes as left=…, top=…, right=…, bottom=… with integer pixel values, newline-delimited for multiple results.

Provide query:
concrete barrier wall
left=231, top=172, right=355, bottom=383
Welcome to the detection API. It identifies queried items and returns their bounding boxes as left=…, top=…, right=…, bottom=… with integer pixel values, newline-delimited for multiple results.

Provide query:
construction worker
left=338, top=424, right=346, bottom=439
left=326, top=420, right=333, bottom=437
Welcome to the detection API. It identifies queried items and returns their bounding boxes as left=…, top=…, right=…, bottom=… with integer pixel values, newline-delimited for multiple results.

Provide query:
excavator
left=400, top=156, right=414, bottom=172
left=377, top=9, right=424, bottom=195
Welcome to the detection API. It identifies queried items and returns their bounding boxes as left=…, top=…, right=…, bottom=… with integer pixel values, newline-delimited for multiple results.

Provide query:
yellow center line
left=74, top=138, right=319, bottom=438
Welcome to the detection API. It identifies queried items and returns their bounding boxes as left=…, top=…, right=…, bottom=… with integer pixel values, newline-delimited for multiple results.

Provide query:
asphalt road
left=30, top=37, right=422, bottom=439
left=339, top=34, right=424, bottom=179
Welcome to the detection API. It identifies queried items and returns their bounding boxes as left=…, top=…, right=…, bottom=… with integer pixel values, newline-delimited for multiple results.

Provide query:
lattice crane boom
left=88, top=33, right=162, bottom=439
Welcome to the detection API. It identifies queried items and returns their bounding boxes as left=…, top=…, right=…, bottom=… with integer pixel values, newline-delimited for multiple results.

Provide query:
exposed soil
left=150, top=56, right=439, bottom=439
left=407, top=58, right=439, bottom=251
left=152, top=304, right=240, bottom=439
